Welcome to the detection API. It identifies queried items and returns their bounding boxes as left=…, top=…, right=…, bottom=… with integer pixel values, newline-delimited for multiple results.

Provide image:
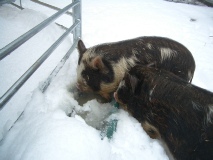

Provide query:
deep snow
left=0, top=0, right=213, bottom=160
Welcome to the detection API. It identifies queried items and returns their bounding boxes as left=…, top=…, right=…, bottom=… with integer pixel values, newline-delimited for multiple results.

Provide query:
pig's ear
left=78, top=40, right=87, bottom=55
left=91, top=56, right=108, bottom=73
left=126, top=73, right=139, bottom=94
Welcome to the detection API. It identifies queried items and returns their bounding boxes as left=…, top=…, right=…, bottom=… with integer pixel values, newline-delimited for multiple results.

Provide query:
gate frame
left=0, top=0, right=81, bottom=110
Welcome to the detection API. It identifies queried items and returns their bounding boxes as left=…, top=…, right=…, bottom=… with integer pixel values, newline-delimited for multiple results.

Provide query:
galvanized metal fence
left=0, top=0, right=81, bottom=110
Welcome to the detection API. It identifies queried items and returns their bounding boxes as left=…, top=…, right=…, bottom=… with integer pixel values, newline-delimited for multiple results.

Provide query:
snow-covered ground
left=0, top=0, right=213, bottom=159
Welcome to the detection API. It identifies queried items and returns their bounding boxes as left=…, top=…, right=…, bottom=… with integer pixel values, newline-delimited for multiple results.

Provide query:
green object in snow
left=111, top=98, right=119, bottom=109
left=114, top=101, right=119, bottom=109
left=100, top=119, right=118, bottom=140
left=100, top=99, right=119, bottom=140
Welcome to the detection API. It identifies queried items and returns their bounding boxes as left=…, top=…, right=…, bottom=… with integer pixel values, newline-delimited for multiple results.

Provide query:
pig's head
left=76, top=40, right=116, bottom=100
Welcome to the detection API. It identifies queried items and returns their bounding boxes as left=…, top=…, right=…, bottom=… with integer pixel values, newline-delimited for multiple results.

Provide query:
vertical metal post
left=73, top=0, right=82, bottom=41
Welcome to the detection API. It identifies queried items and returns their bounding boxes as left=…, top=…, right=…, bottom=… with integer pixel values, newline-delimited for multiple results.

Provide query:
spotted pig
left=114, top=65, right=213, bottom=160
left=76, top=36, right=195, bottom=100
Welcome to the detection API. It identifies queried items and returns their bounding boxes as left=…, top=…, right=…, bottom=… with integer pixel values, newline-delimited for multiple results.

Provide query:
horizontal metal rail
left=0, top=0, right=80, bottom=61
left=31, top=0, right=72, bottom=16
left=0, top=20, right=80, bottom=110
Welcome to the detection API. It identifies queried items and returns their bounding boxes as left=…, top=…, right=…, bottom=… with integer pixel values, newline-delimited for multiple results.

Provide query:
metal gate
left=0, top=0, right=81, bottom=141
left=0, top=0, right=81, bottom=110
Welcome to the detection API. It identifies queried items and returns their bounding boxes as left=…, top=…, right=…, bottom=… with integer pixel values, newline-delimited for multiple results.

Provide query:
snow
left=0, top=0, right=213, bottom=160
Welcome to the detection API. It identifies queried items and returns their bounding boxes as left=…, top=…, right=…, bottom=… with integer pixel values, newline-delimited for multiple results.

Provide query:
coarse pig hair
left=114, top=65, right=213, bottom=160
left=77, top=36, right=195, bottom=100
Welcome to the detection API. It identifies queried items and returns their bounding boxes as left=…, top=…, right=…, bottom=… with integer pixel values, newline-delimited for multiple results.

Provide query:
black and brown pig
left=114, top=65, right=213, bottom=160
left=77, top=36, right=195, bottom=100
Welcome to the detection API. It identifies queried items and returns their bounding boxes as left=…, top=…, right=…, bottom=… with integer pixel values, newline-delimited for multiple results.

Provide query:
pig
left=76, top=36, right=195, bottom=100
left=114, top=65, right=213, bottom=160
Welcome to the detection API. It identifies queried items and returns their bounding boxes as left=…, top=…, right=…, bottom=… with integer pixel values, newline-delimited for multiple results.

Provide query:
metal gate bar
left=0, top=20, right=80, bottom=110
left=0, top=0, right=81, bottom=110
left=0, top=0, right=80, bottom=60
left=31, top=0, right=72, bottom=16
